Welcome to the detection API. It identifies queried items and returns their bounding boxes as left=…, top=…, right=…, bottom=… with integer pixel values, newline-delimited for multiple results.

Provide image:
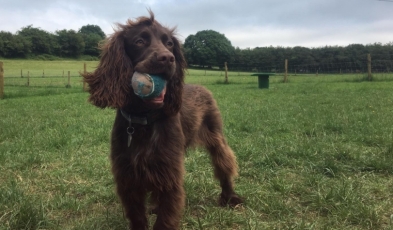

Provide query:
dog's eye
left=135, top=39, right=145, bottom=45
left=166, top=41, right=174, bottom=47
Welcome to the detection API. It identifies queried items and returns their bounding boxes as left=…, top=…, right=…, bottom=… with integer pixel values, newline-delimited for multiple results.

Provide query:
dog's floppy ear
left=163, top=35, right=187, bottom=116
left=82, top=30, right=133, bottom=109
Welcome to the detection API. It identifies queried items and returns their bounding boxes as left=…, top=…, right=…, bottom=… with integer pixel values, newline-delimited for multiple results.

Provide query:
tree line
left=1, top=26, right=392, bottom=73
left=230, top=43, right=393, bottom=73
left=184, top=30, right=393, bottom=73
left=0, top=25, right=105, bottom=59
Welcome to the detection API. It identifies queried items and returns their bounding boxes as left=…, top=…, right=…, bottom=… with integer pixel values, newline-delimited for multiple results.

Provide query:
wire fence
left=1, top=57, right=393, bottom=99
left=5, top=73, right=84, bottom=88
left=226, top=60, right=393, bottom=74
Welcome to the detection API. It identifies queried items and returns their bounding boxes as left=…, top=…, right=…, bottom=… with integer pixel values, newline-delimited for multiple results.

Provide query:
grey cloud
left=0, top=0, right=392, bottom=48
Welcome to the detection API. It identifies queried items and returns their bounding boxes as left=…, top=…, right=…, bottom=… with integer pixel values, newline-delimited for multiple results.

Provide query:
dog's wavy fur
left=83, top=11, right=242, bottom=230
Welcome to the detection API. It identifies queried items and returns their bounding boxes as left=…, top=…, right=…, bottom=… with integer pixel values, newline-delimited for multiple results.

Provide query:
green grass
left=1, top=60, right=393, bottom=229
left=1, top=60, right=98, bottom=98
left=1, top=60, right=98, bottom=77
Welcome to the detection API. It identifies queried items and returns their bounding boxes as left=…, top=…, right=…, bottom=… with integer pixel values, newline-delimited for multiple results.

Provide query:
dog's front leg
left=116, top=186, right=148, bottom=230
left=152, top=183, right=185, bottom=230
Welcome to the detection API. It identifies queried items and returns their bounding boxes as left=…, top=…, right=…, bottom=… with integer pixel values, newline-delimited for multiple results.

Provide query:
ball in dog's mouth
left=131, top=72, right=167, bottom=105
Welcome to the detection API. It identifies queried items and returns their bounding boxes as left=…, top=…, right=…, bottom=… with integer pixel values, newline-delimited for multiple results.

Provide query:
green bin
left=251, top=73, right=275, bottom=89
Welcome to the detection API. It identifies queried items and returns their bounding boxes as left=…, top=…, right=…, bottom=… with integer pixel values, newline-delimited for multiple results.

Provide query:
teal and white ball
left=131, top=72, right=167, bottom=99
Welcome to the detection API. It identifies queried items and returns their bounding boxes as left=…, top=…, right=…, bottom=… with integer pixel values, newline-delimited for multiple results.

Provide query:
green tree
left=232, top=47, right=253, bottom=71
left=0, top=31, right=13, bottom=57
left=0, top=31, right=31, bottom=58
left=83, top=33, right=102, bottom=56
left=78, top=25, right=106, bottom=39
left=56, top=29, right=85, bottom=57
left=18, top=25, right=57, bottom=55
left=290, top=46, right=316, bottom=66
left=78, top=25, right=106, bottom=56
left=184, top=30, right=235, bottom=68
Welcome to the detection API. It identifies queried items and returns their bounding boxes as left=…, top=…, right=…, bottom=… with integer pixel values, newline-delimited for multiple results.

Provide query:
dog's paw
left=219, top=192, right=243, bottom=207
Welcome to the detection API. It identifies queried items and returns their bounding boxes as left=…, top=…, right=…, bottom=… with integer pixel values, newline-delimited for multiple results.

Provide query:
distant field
left=1, top=60, right=393, bottom=229
left=1, top=60, right=393, bottom=99
left=1, top=60, right=98, bottom=77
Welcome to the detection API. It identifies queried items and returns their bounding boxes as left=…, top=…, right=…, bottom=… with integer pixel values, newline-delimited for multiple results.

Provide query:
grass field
left=1, top=60, right=393, bottom=229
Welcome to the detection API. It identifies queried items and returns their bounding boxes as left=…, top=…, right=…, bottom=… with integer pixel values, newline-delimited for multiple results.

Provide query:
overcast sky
left=1, top=0, right=392, bottom=48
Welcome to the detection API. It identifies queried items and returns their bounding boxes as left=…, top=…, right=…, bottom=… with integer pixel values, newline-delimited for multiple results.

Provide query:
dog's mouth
left=142, top=86, right=166, bottom=106
left=131, top=72, right=167, bottom=108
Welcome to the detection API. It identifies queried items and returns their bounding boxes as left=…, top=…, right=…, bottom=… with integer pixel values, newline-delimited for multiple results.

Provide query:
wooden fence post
left=66, top=71, right=71, bottom=88
left=224, top=62, right=228, bottom=83
left=27, top=71, right=30, bottom=86
left=83, top=63, right=87, bottom=91
left=284, top=59, right=288, bottom=83
left=367, top=53, right=372, bottom=81
left=42, top=70, right=45, bottom=78
left=21, top=69, right=23, bottom=78
left=0, top=62, right=4, bottom=99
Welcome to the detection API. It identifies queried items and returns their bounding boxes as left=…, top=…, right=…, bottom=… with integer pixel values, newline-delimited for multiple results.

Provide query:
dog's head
left=83, top=10, right=186, bottom=116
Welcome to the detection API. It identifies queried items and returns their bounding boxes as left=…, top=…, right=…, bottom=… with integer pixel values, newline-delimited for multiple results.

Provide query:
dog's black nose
left=157, top=52, right=175, bottom=64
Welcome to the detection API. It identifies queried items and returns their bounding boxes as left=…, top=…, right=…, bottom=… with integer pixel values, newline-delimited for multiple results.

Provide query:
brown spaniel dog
left=83, top=10, right=242, bottom=230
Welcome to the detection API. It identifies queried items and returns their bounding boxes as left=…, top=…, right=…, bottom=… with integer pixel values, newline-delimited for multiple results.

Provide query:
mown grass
left=1, top=60, right=98, bottom=98
left=1, top=60, right=393, bottom=229
left=1, top=60, right=98, bottom=78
